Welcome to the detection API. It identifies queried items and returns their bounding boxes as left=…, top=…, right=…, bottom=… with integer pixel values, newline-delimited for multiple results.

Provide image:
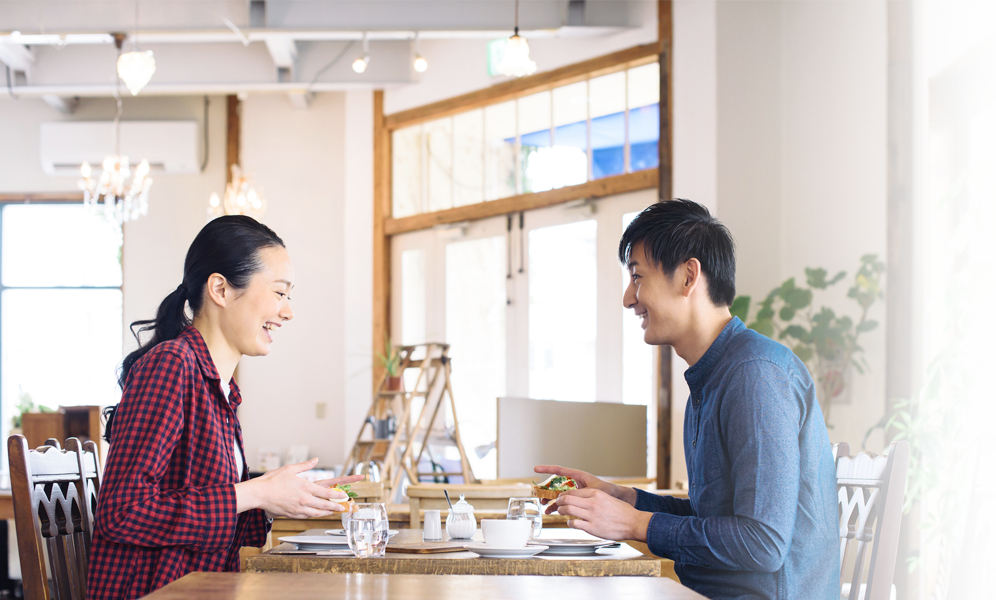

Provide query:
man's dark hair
left=618, top=199, right=736, bottom=307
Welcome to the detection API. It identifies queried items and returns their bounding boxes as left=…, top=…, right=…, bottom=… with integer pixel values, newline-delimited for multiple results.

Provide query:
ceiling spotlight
left=353, top=32, right=370, bottom=74
left=413, top=32, right=428, bottom=73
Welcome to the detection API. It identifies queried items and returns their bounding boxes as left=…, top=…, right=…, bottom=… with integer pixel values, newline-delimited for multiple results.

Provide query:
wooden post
left=885, top=0, right=913, bottom=598
left=226, top=95, right=240, bottom=184
left=372, top=90, right=392, bottom=388
left=656, top=0, right=674, bottom=489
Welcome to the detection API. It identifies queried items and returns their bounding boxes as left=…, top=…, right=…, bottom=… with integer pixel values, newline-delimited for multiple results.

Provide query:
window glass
left=528, top=220, right=597, bottom=401
left=589, top=72, right=627, bottom=179
left=453, top=110, right=485, bottom=207
left=445, top=236, right=506, bottom=480
left=425, top=117, right=453, bottom=213
left=401, top=249, right=426, bottom=346
left=2, top=205, right=122, bottom=287
left=518, top=91, right=553, bottom=194
left=392, top=125, right=423, bottom=218
left=627, top=63, right=661, bottom=172
left=548, top=81, right=589, bottom=189
left=484, top=101, right=517, bottom=201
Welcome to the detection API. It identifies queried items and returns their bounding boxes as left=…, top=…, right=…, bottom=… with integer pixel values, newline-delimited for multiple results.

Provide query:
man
left=536, top=199, right=838, bottom=600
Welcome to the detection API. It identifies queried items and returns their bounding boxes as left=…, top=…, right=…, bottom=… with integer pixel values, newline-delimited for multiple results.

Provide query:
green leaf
left=779, top=306, right=796, bottom=321
left=828, top=270, right=847, bottom=285
left=805, top=268, right=829, bottom=289
left=972, top=177, right=996, bottom=239
left=730, top=295, right=751, bottom=322
left=856, top=319, right=879, bottom=333
left=793, top=345, right=814, bottom=363
left=778, top=277, right=797, bottom=300
left=788, top=288, right=813, bottom=310
left=750, top=319, right=775, bottom=338
left=781, top=324, right=811, bottom=343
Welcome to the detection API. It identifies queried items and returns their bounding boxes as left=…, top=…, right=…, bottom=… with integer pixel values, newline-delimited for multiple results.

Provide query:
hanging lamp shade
left=496, top=34, right=536, bottom=78
left=117, top=50, right=156, bottom=95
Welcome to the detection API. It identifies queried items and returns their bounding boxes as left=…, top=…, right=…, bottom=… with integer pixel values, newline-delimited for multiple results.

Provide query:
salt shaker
left=423, top=509, right=443, bottom=542
left=445, top=494, right=477, bottom=539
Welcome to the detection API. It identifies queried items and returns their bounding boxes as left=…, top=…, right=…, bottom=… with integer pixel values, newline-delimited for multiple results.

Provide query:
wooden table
left=247, top=528, right=661, bottom=577
left=140, top=572, right=707, bottom=599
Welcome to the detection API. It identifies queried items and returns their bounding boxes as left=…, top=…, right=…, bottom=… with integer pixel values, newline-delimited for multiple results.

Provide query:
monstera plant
left=730, top=254, right=885, bottom=423
left=866, top=158, right=996, bottom=592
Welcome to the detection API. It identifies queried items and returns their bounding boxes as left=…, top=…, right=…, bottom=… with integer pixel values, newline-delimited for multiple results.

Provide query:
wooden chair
left=947, top=433, right=996, bottom=600
left=64, top=438, right=101, bottom=544
left=8, top=434, right=92, bottom=600
left=837, top=441, right=909, bottom=600
left=405, top=482, right=533, bottom=527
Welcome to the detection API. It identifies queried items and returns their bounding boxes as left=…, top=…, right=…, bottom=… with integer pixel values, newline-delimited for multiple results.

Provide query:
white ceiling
left=0, top=1, right=654, bottom=103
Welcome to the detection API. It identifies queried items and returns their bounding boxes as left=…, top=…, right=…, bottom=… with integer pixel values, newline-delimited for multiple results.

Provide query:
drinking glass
left=346, top=503, right=389, bottom=557
left=507, top=497, right=543, bottom=539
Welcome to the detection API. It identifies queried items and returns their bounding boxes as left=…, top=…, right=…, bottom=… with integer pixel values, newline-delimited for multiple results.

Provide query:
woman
left=88, top=216, right=361, bottom=599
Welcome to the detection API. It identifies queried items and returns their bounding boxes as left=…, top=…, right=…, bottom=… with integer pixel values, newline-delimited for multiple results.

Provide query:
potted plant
left=865, top=158, right=996, bottom=595
left=375, top=336, right=403, bottom=391
left=731, top=254, right=885, bottom=423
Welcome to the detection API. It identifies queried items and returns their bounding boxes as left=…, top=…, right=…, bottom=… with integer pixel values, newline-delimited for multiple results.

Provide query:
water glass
left=346, top=503, right=389, bottom=557
left=507, top=497, right=543, bottom=539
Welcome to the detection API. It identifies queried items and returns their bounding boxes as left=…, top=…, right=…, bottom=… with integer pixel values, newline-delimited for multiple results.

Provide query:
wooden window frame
left=374, top=1, right=674, bottom=486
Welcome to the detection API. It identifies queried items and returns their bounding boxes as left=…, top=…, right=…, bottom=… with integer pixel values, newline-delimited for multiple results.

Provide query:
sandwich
left=331, top=483, right=359, bottom=511
left=532, top=475, right=578, bottom=500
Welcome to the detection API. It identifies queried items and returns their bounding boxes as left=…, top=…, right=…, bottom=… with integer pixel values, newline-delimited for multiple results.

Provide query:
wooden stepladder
left=345, top=343, right=476, bottom=502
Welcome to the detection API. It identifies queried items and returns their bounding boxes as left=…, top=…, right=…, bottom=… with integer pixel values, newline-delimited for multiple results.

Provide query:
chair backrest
left=8, top=434, right=90, bottom=600
left=947, top=433, right=996, bottom=600
left=837, top=441, right=910, bottom=600
left=63, top=438, right=101, bottom=544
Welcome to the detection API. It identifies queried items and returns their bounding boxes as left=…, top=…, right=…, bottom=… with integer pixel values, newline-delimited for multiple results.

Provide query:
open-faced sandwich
left=331, top=483, right=359, bottom=511
left=532, top=475, right=579, bottom=500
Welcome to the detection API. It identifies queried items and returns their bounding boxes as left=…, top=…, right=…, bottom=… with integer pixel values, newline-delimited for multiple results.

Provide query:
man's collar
left=684, top=317, right=745, bottom=389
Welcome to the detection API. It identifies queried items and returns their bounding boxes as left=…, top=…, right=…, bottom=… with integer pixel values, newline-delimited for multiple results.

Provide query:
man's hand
left=235, top=458, right=354, bottom=519
left=533, top=465, right=638, bottom=513
left=555, top=488, right=652, bottom=542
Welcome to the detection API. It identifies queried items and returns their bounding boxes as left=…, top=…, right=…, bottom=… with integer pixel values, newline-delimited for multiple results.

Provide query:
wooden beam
left=372, top=90, right=392, bottom=388
left=385, top=169, right=657, bottom=236
left=884, top=0, right=914, bottom=598
left=656, top=0, right=674, bottom=489
left=226, top=94, right=240, bottom=184
left=384, top=43, right=659, bottom=131
left=0, top=193, right=84, bottom=203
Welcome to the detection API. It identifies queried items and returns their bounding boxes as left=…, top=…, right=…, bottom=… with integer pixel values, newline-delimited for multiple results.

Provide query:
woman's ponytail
left=104, top=215, right=284, bottom=443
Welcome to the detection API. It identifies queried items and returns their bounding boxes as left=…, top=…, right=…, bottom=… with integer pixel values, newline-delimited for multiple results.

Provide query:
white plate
left=465, top=542, right=548, bottom=559
left=529, top=538, right=613, bottom=555
left=325, top=529, right=399, bottom=537
left=278, top=535, right=350, bottom=551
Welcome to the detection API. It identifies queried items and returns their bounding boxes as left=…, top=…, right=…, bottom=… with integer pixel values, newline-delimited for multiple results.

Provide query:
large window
left=392, top=191, right=657, bottom=479
left=0, top=204, right=123, bottom=460
left=391, top=62, right=660, bottom=218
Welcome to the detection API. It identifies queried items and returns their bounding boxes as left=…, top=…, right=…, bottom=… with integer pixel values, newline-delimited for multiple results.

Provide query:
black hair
left=618, top=199, right=736, bottom=307
left=103, top=215, right=285, bottom=443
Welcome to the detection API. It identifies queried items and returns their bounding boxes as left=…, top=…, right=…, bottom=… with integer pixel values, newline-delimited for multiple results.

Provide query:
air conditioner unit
left=39, top=121, right=200, bottom=176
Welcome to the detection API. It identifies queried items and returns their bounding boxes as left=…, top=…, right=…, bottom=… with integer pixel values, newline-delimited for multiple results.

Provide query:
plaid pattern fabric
left=88, top=326, right=270, bottom=600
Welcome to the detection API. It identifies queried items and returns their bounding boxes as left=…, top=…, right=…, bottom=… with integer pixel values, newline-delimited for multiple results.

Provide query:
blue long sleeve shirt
left=639, top=317, right=838, bottom=600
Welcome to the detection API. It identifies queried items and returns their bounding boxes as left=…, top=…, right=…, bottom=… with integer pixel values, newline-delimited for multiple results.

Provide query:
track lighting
left=353, top=32, right=370, bottom=73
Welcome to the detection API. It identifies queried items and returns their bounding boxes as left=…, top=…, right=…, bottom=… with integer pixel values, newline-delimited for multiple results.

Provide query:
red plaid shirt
left=88, top=326, right=270, bottom=599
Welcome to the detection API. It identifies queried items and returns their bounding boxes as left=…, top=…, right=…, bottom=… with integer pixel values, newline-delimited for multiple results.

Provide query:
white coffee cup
left=481, top=518, right=531, bottom=548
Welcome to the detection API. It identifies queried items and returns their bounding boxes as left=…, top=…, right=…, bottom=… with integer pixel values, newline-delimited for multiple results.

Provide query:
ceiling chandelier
left=77, top=94, right=153, bottom=226
left=208, top=165, right=266, bottom=220
left=496, top=0, right=536, bottom=77
left=78, top=32, right=154, bottom=227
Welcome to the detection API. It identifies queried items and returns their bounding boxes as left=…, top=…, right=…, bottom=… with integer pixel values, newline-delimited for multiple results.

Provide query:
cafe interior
left=0, top=1, right=992, bottom=599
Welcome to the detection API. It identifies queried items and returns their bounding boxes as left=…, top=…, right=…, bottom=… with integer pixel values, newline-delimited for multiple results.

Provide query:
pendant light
left=116, top=1, right=156, bottom=95
left=496, top=0, right=537, bottom=77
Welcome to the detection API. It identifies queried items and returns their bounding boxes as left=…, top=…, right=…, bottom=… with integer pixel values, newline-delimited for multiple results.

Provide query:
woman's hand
left=235, top=458, right=355, bottom=519
left=533, top=464, right=638, bottom=513
left=313, top=474, right=365, bottom=489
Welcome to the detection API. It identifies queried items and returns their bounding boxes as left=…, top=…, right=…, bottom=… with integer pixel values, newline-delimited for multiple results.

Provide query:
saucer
left=465, top=542, right=548, bottom=559
left=529, top=538, right=613, bottom=555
